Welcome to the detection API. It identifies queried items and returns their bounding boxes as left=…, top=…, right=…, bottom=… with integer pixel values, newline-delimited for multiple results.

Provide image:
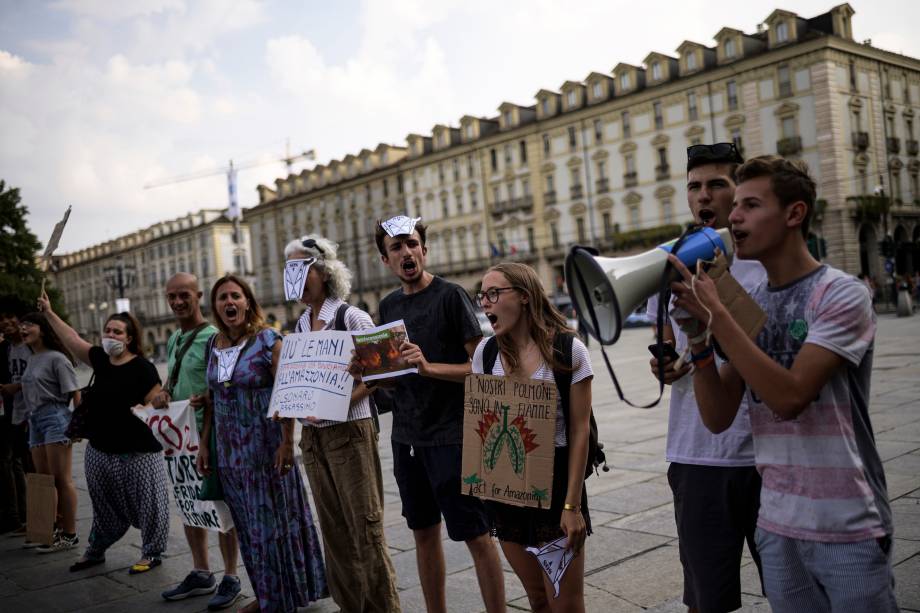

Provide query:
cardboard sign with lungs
left=138, top=401, right=234, bottom=532
left=462, top=373, right=556, bottom=509
left=284, top=258, right=315, bottom=302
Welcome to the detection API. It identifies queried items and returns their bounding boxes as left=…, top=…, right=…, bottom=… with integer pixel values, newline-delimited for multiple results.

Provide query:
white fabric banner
left=139, top=401, right=234, bottom=533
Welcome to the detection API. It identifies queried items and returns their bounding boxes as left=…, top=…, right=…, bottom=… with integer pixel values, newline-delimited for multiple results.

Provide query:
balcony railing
left=571, top=184, right=583, bottom=199
left=778, top=82, right=793, bottom=98
left=777, top=136, right=802, bottom=156
left=655, top=164, right=670, bottom=181
left=887, top=137, right=901, bottom=154
left=623, top=171, right=638, bottom=188
left=596, top=178, right=609, bottom=193
left=907, top=139, right=919, bottom=156
left=544, top=190, right=557, bottom=205
left=852, top=131, right=869, bottom=150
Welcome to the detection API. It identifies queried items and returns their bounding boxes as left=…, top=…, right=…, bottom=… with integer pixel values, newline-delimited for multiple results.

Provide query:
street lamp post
left=86, top=301, right=108, bottom=345
left=103, top=256, right=136, bottom=312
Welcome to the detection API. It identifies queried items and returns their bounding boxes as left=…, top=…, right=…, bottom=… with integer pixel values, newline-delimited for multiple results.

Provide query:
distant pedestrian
left=38, top=294, right=170, bottom=575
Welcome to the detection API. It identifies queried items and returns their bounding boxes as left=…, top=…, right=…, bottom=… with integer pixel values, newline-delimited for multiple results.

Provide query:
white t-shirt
left=646, top=258, right=766, bottom=466
left=471, top=336, right=593, bottom=447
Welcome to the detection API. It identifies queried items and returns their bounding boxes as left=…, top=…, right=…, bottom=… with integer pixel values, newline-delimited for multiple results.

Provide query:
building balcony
left=596, top=178, right=610, bottom=194
left=623, top=172, right=638, bottom=188
left=655, top=164, right=670, bottom=181
left=571, top=184, right=583, bottom=200
left=777, top=136, right=802, bottom=156
left=907, top=139, right=919, bottom=157
left=778, top=82, right=793, bottom=98
left=852, top=131, right=869, bottom=151
left=544, top=190, right=557, bottom=205
left=887, top=137, right=901, bottom=154
left=510, top=195, right=534, bottom=214
left=490, top=200, right=509, bottom=217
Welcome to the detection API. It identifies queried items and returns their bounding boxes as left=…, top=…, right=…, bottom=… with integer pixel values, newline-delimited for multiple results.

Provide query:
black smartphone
left=648, top=342, right=680, bottom=362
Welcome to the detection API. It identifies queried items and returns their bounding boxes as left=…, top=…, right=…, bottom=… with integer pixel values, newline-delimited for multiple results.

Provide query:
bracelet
left=690, top=346, right=713, bottom=363
left=693, top=353, right=715, bottom=369
left=562, top=503, right=581, bottom=512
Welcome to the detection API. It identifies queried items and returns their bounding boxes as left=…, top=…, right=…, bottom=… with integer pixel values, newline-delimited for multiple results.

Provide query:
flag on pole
left=227, top=164, right=241, bottom=221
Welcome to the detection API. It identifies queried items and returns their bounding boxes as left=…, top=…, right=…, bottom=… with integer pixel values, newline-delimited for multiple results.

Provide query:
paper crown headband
left=380, top=215, right=422, bottom=238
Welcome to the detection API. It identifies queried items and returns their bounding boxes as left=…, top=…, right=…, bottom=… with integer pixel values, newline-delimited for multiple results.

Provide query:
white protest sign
left=43, top=206, right=72, bottom=259
left=284, top=258, right=314, bottom=302
left=138, top=401, right=234, bottom=533
left=268, top=330, right=354, bottom=421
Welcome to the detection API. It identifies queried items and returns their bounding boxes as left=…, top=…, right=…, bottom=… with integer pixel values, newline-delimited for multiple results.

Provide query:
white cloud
left=50, top=0, right=186, bottom=21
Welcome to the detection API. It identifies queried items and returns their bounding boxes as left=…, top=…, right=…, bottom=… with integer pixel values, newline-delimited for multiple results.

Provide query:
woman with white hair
left=284, top=235, right=400, bottom=613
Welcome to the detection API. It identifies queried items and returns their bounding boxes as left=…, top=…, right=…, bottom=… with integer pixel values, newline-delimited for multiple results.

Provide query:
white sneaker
left=36, top=533, right=79, bottom=553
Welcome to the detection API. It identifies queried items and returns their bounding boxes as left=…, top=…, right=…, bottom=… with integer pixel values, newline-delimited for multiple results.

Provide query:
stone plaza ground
left=0, top=314, right=918, bottom=612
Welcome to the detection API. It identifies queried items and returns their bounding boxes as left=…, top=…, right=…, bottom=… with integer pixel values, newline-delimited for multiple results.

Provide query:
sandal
left=70, top=557, right=105, bottom=572
left=128, top=557, right=162, bottom=574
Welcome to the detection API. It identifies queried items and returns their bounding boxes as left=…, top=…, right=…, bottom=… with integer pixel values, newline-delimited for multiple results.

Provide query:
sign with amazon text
left=138, top=401, right=234, bottom=532
left=461, top=374, right=556, bottom=508
left=268, top=330, right=354, bottom=421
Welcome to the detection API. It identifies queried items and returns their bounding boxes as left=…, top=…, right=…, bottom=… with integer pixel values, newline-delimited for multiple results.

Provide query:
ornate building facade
left=50, top=210, right=252, bottom=358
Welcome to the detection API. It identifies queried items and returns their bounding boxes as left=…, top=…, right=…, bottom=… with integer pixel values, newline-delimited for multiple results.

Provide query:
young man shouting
left=671, top=156, right=896, bottom=612
left=373, top=217, right=506, bottom=613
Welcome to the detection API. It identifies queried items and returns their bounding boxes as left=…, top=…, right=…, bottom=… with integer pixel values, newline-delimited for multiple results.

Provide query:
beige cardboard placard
left=706, top=253, right=767, bottom=341
left=462, top=373, right=556, bottom=509
left=26, top=473, right=57, bottom=546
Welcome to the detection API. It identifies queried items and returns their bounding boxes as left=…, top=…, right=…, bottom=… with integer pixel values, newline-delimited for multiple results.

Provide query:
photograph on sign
left=461, top=373, right=556, bottom=508
left=351, top=319, right=417, bottom=382
left=268, top=330, right=354, bottom=421
left=137, top=401, right=234, bottom=532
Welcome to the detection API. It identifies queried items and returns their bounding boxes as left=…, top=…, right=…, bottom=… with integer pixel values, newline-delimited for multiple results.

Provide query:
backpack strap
left=482, top=336, right=499, bottom=375
left=551, top=332, right=574, bottom=419
left=333, top=302, right=350, bottom=332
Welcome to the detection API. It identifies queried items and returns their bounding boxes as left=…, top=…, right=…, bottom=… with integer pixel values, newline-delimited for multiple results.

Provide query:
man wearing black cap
left=646, top=143, right=765, bottom=613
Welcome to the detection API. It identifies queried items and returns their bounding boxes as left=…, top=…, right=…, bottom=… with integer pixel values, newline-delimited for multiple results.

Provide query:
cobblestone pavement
left=1, top=314, right=917, bottom=612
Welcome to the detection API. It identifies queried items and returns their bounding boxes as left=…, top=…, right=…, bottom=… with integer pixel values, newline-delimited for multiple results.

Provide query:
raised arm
left=38, top=292, right=92, bottom=366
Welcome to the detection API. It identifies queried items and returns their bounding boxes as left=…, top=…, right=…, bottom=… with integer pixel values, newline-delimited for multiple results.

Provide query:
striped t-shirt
left=294, top=297, right=373, bottom=427
left=471, top=336, right=593, bottom=447
left=748, top=265, right=891, bottom=543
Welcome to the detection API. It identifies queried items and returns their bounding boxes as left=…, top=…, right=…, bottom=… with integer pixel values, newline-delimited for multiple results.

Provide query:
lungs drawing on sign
left=216, top=345, right=243, bottom=383
left=283, top=258, right=314, bottom=302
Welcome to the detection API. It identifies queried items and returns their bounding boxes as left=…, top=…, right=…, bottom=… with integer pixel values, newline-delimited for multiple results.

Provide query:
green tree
left=0, top=180, right=68, bottom=318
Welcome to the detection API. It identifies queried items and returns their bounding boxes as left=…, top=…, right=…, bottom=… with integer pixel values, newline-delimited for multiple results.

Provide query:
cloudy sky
left=2, top=0, right=918, bottom=253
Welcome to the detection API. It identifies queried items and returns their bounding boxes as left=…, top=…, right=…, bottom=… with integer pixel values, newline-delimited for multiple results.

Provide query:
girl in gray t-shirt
left=19, top=312, right=81, bottom=552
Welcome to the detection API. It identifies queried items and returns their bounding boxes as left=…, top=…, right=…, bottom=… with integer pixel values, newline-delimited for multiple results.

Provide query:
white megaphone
left=565, top=227, right=734, bottom=345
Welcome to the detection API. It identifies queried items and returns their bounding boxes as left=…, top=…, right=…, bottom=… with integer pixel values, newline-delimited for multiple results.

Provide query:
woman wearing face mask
left=18, top=312, right=81, bottom=553
left=472, top=263, right=593, bottom=613
left=37, top=293, right=170, bottom=575
left=195, top=274, right=327, bottom=613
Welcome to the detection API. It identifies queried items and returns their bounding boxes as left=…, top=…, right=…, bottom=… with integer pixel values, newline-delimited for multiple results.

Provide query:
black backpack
left=482, top=332, right=607, bottom=480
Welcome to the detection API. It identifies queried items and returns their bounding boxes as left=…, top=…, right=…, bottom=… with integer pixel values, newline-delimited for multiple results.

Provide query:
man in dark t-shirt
left=374, top=216, right=505, bottom=613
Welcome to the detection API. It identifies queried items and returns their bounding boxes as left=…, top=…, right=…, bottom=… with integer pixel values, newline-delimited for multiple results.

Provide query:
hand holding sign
left=284, top=258, right=314, bottom=302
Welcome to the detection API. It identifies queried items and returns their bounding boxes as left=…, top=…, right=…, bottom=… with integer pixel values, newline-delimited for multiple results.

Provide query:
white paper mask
left=380, top=215, right=422, bottom=238
left=525, top=536, right=574, bottom=598
left=216, top=345, right=244, bottom=384
left=283, top=258, right=315, bottom=302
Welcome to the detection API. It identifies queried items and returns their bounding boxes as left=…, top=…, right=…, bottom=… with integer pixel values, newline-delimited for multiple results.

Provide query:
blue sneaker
left=162, top=570, right=217, bottom=600
left=207, top=575, right=242, bottom=610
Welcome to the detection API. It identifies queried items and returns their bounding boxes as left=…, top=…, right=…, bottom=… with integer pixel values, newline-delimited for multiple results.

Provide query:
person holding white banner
left=197, top=274, right=327, bottom=613
left=284, top=235, right=400, bottom=613
left=153, top=273, right=242, bottom=610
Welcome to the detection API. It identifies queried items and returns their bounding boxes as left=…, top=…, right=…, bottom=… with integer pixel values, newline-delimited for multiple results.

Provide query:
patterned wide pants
left=83, top=445, right=170, bottom=560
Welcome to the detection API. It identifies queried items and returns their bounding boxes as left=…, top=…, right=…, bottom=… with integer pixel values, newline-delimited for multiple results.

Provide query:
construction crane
left=143, top=141, right=315, bottom=274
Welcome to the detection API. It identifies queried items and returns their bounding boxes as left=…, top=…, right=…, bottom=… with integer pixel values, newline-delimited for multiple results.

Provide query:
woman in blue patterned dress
left=195, top=274, right=327, bottom=612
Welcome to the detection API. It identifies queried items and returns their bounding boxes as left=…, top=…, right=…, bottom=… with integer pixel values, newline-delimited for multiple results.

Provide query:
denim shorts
left=28, top=405, right=72, bottom=448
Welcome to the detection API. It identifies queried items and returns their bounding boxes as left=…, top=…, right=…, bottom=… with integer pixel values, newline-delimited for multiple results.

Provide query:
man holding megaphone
left=647, top=143, right=767, bottom=613
left=671, top=156, right=896, bottom=613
